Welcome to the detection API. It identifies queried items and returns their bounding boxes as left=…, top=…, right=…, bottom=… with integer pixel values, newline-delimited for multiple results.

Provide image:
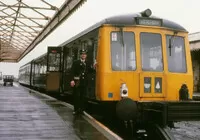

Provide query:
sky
left=1, top=0, right=200, bottom=78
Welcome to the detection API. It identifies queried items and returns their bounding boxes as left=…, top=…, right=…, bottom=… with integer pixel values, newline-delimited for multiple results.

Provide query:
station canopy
left=0, top=0, right=86, bottom=62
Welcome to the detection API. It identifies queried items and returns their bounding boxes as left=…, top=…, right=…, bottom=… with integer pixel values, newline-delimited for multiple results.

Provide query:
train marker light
left=51, top=50, right=57, bottom=53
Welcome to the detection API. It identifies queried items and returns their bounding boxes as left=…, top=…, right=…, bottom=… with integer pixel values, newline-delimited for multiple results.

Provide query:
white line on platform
left=22, top=86, right=123, bottom=140
left=83, top=112, right=123, bottom=140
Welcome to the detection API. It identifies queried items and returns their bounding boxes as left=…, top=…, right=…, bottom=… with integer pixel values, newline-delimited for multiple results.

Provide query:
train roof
left=19, top=53, right=47, bottom=69
left=60, top=10, right=187, bottom=47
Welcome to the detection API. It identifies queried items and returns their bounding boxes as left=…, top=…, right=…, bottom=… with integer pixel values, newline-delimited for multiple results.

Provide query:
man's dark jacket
left=70, top=59, right=94, bottom=86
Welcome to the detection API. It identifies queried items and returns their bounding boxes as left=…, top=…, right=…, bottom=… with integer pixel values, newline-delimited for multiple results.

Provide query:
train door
left=85, top=39, right=97, bottom=99
left=62, top=46, right=78, bottom=94
left=139, top=32, right=165, bottom=98
left=46, top=46, right=62, bottom=92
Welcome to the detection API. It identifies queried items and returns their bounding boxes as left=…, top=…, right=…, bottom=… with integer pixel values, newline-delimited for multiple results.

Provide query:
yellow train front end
left=94, top=10, right=200, bottom=124
left=96, top=23, right=193, bottom=102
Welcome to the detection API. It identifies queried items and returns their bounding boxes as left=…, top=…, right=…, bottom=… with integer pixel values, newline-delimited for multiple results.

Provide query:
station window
left=166, top=35, right=187, bottom=73
left=140, top=33, right=163, bottom=71
left=111, top=31, right=136, bottom=71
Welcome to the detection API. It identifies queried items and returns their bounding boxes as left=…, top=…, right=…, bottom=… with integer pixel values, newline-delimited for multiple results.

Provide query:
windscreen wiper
left=169, top=38, right=172, bottom=56
left=169, top=32, right=178, bottom=56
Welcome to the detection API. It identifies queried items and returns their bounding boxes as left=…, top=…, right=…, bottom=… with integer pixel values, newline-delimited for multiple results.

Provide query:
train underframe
left=116, top=97, right=200, bottom=128
left=19, top=82, right=200, bottom=126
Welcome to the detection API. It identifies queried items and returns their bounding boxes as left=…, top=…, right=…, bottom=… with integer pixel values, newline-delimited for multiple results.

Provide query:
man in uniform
left=70, top=49, right=96, bottom=115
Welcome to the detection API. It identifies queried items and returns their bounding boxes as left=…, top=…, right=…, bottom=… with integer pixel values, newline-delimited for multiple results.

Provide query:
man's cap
left=79, top=49, right=87, bottom=54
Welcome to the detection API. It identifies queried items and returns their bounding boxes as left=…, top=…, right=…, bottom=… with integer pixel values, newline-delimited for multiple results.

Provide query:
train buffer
left=0, top=83, right=116, bottom=140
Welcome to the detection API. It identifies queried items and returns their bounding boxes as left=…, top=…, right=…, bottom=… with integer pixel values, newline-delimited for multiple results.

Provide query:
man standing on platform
left=70, top=49, right=96, bottom=115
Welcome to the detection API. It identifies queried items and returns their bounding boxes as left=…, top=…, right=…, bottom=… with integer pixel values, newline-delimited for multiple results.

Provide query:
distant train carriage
left=19, top=62, right=32, bottom=86
left=19, top=9, right=200, bottom=127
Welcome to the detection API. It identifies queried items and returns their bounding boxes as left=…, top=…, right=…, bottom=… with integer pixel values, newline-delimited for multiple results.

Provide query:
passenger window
left=48, top=53, right=60, bottom=71
left=47, top=47, right=62, bottom=72
left=0, top=72, right=2, bottom=80
left=86, top=41, right=94, bottom=64
left=34, top=64, right=38, bottom=75
left=93, top=39, right=98, bottom=62
left=64, top=48, right=73, bottom=71
left=64, top=46, right=78, bottom=72
left=166, top=35, right=187, bottom=73
left=72, top=46, right=78, bottom=61
left=140, top=33, right=163, bottom=71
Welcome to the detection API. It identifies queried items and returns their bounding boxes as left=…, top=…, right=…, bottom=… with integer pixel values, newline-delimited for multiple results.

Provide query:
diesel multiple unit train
left=19, top=9, right=200, bottom=128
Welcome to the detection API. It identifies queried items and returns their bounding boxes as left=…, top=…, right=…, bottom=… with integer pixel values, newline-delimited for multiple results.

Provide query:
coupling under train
left=19, top=9, right=200, bottom=128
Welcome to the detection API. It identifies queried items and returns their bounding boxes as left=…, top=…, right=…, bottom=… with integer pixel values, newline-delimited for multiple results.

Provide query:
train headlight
left=141, top=9, right=152, bottom=17
left=120, top=83, right=128, bottom=98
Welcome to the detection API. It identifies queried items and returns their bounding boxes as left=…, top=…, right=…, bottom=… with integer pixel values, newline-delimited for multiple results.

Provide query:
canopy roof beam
left=0, top=0, right=87, bottom=62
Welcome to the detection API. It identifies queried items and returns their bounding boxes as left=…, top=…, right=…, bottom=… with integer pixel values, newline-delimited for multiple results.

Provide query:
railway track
left=170, top=121, right=200, bottom=140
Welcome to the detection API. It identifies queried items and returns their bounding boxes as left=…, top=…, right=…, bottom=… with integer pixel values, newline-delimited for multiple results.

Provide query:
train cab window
left=140, top=33, right=163, bottom=71
left=166, top=35, right=187, bottom=73
left=111, top=32, right=136, bottom=71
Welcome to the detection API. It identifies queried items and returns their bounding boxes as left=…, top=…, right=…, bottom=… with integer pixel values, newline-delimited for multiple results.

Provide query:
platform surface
left=0, top=83, right=108, bottom=140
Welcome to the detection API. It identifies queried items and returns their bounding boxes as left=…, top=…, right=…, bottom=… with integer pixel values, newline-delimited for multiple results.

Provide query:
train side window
left=86, top=41, right=94, bottom=64
left=94, top=40, right=98, bottom=61
left=32, top=63, right=35, bottom=74
left=64, top=46, right=78, bottom=72
left=64, top=47, right=73, bottom=71
left=83, top=39, right=98, bottom=64
left=48, top=53, right=60, bottom=71
left=166, top=35, right=187, bottom=73
left=35, top=64, right=39, bottom=75
left=0, top=72, right=2, bottom=80
left=72, top=46, right=78, bottom=61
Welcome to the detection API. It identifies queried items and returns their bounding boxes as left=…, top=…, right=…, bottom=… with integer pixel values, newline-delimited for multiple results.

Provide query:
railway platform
left=0, top=83, right=117, bottom=140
